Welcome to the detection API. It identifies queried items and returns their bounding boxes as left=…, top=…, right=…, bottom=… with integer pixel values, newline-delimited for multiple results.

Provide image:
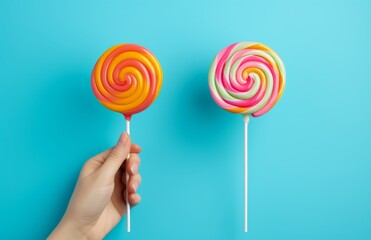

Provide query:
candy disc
left=208, top=42, right=285, bottom=117
left=91, top=44, right=163, bottom=119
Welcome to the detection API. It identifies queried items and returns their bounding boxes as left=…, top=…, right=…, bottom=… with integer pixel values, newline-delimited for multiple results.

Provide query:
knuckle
left=108, top=150, right=120, bottom=160
left=136, top=174, right=142, bottom=183
left=130, top=154, right=140, bottom=163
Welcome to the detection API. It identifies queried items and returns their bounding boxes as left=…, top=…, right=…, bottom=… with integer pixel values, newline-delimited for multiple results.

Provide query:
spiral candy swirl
left=208, top=42, right=285, bottom=117
left=91, top=44, right=162, bottom=119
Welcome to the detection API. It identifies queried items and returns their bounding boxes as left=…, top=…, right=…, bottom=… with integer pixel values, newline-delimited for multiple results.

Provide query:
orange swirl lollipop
left=91, top=43, right=162, bottom=232
left=92, top=43, right=162, bottom=120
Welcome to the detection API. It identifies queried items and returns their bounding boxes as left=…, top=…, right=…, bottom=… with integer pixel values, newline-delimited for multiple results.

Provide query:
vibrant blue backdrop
left=1, top=0, right=370, bottom=239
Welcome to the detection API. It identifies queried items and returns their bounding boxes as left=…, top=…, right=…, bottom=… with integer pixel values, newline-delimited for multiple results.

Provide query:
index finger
left=130, top=143, right=142, bottom=154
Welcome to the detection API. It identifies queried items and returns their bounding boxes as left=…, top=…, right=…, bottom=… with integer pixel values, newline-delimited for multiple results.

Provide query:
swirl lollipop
left=91, top=43, right=162, bottom=232
left=208, top=42, right=286, bottom=232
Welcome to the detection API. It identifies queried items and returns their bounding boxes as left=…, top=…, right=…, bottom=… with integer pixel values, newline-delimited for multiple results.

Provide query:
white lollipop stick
left=126, top=119, right=131, bottom=232
left=243, top=115, right=250, bottom=232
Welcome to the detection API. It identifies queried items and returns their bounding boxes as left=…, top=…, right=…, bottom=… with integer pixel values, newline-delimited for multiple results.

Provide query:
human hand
left=49, top=133, right=141, bottom=240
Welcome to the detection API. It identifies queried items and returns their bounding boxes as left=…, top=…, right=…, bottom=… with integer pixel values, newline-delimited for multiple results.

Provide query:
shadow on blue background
left=1, top=0, right=371, bottom=239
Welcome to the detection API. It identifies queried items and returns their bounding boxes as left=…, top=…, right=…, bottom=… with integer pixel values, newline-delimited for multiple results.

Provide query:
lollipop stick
left=243, top=115, right=249, bottom=232
left=126, top=119, right=131, bottom=232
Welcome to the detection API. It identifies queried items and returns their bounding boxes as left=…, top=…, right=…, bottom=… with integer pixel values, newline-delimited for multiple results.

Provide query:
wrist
left=48, top=218, right=88, bottom=240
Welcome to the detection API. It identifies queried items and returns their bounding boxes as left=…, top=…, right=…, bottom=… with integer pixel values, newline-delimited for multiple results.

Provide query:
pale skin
left=49, top=133, right=141, bottom=240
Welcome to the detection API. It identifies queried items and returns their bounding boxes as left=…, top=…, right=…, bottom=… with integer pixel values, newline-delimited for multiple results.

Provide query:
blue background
left=1, top=0, right=371, bottom=239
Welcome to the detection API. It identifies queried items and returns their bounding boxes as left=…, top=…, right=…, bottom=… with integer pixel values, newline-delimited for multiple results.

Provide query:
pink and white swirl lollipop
left=209, top=42, right=286, bottom=232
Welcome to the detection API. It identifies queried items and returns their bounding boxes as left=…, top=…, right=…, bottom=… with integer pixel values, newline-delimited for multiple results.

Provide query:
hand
left=49, top=133, right=142, bottom=240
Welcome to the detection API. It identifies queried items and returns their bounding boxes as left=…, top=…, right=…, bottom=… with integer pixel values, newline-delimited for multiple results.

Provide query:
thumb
left=99, top=132, right=131, bottom=180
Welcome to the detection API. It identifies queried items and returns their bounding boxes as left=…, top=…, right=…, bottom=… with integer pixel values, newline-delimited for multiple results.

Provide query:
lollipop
left=91, top=43, right=162, bottom=232
left=208, top=42, right=286, bottom=232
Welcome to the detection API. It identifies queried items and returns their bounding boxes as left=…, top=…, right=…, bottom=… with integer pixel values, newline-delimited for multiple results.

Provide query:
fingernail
left=130, top=163, right=138, bottom=174
left=132, top=183, right=138, bottom=192
left=118, top=132, right=129, bottom=144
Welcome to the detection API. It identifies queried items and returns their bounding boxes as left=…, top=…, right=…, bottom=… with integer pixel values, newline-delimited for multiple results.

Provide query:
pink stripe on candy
left=215, top=43, right=239, bottom=90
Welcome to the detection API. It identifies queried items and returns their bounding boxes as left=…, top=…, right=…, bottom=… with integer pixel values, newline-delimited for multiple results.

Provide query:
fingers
left=122, top=188, right=141, bottom=207
left=128, top=193, right=141, bottom=207
left=130, top=144, right=142, bottom=154
left=121, top=153, right=141, bottom=193
left=121, top=152, right=142, bottom=207
left=126, top=153, right=141, bottom=175
left=128, top=174, right=141, bottom=193
left=99, top=133, right=131, bottom=179
left=122, top=172, right=141, bottom=191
